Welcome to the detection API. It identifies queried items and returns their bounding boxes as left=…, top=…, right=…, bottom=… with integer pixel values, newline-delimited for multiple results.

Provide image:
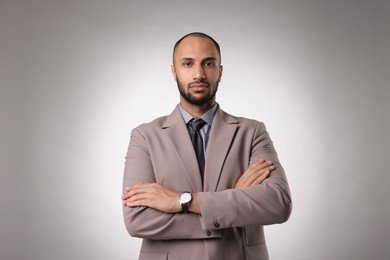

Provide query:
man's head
left=172, top=32, right=221, bottom=64
left=171, top=32, right=223, bottom=109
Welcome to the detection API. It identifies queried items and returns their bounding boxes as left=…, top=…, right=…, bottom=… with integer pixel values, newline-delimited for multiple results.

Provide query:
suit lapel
left=162, top=107, right=203, bottom=192
left=204, top=107, right=238, bottom=192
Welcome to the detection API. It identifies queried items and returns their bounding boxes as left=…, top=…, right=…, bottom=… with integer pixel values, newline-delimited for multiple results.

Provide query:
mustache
left=188, top=80, right=209, bottom=87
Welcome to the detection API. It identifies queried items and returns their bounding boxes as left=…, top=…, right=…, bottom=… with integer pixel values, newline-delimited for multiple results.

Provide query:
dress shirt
left=178, top=103, right=217, bottom=155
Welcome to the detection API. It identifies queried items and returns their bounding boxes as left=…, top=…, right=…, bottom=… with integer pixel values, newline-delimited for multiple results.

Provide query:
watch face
left=180, top=192, right=191, bottom=203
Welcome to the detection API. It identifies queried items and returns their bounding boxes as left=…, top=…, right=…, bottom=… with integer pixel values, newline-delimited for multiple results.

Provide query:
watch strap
left=181, top=201, right=189, bottom=213
left=180, top=191, right=192, bottom=214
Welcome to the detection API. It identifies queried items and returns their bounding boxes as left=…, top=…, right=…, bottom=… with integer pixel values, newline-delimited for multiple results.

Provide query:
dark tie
left=188, top=119, right=207, bottom=179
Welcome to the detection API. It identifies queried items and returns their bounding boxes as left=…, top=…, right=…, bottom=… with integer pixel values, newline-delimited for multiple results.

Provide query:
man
left=122, top=32, right=292, bottom=260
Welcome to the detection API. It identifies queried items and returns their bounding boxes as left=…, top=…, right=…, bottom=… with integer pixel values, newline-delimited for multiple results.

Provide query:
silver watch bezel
left=179, top=192, right=192, bottom=204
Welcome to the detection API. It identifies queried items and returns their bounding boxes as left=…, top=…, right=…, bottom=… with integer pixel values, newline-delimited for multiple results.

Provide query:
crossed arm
left=122, top=121, right=291, bottom=240
left=121, top=159, right=274, bottom=214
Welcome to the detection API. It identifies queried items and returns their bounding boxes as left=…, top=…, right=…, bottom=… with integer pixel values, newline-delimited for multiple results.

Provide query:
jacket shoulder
left=132, top=115, right=170, bottom=136
left=220, top=109, right=265, bottom=128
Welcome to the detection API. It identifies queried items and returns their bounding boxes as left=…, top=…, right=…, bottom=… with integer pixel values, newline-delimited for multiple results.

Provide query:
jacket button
left=214, top=222, right=220, bottom=228
left=206, top=230, right=211, bottom=236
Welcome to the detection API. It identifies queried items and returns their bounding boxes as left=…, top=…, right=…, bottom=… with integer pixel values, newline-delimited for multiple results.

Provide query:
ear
left=218, top=65, right=223, bottom=82
left=171, top=65, right=177, bottom=81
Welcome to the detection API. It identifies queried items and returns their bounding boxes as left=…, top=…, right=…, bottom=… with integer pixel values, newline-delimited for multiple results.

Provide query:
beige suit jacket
left=123, top=105, right=292, bottom=260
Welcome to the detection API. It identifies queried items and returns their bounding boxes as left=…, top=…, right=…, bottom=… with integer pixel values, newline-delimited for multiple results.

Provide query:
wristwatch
left=179, top=192, right=192, bottom=213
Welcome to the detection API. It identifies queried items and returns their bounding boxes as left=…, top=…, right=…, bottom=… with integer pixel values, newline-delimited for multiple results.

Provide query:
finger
left=127, top=183, right=145, bottom=190
left=236, top=160, right=274, bottom=188
left=122, top=184, right=150, bottom=200
left=243, top=172, right=262, bottom=187
left=122, top=190, right=135, bottom=200
left=244, top=162, right=268, bottom=179
left=126, top=198, right=148, bottom=207
left=125, top=192, right=152, bottom=206
left=247, top=164, right=274, bottom=185
left=125, top=182, right=152, bottom=191
left=236, top=160, right=269, bottom=188
left=251, top=170, right=270, bottom=186
left=238, top=170, right=259, bottom=187
left=252, top=160, right=272, bottom=172
left=241, top=160, right=265, bottom=179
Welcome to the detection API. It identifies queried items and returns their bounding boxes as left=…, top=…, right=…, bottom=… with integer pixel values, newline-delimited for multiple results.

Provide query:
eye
left=205, top=61, right=216, bottom=68
left=182, top=61, right=192, bottom=67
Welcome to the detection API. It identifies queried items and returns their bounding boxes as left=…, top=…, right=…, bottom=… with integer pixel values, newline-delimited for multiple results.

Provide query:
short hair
left=172, top=32, right=221, bottom=64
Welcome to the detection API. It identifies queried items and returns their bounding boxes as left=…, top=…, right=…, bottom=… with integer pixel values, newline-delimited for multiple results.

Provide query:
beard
left=177, top=79, right=219, bottom=106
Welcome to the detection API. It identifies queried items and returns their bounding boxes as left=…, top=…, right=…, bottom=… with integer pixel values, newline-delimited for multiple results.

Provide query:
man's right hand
left=235, top=159, right=274, bottom=189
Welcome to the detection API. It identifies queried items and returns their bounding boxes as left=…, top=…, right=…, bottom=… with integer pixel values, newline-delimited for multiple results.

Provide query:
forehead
left=174, top=36, right=219, bottom=61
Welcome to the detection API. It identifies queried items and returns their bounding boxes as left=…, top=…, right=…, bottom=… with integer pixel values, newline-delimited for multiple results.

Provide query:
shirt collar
left=178, top=103, right=217, bottom=126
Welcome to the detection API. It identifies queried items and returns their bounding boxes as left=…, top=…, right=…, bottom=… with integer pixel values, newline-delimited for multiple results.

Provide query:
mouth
left=189, top=82, right=208, bottom=91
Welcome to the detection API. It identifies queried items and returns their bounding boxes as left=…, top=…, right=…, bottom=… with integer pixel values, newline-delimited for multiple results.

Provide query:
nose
left=193, top=64, right=206, bottom=80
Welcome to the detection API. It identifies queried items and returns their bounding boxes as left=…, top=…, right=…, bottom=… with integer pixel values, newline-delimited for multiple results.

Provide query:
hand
left=235, top=159, right=274, bottom=189
left=122, top=183, right=181, bottom=213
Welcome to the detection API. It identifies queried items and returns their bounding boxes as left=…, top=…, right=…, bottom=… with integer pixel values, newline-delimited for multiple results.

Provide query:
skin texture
left=121, top=36, right=274, bottom=214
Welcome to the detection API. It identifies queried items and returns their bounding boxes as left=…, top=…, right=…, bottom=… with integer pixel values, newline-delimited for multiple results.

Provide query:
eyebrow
left=180, top=57, right=217, bottom=61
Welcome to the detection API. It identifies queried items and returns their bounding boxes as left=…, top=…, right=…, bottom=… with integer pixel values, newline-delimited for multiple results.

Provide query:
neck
left=180, top=99, right=215, bottom=118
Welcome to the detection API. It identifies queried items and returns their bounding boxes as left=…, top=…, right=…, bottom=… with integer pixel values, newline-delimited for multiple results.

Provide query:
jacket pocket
left=242, top=226, right=266, bottom=246
left=244, top=244, right=269, bottom=260
left=242, top=226, right=269, bottom=260
left=139, top=252, right=168, bottom=260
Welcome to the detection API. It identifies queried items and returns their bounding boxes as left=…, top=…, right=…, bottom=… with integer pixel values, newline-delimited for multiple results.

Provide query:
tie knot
left=188, top=119, right=206, bottom=132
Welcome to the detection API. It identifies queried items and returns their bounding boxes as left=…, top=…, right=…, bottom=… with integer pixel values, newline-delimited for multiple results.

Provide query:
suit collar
left=162, top=107, right=203, bottom=191
left=203, top=107, right=239, bottom=191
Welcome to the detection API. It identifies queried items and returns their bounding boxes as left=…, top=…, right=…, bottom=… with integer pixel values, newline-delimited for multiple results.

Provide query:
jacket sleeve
left=198, top=122, right=292, bottom=230
left=122, top=128, right=221, bottom=240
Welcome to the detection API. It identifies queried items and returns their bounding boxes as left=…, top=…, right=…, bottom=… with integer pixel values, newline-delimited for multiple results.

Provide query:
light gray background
left=1, top=0, right=389, bottom=259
